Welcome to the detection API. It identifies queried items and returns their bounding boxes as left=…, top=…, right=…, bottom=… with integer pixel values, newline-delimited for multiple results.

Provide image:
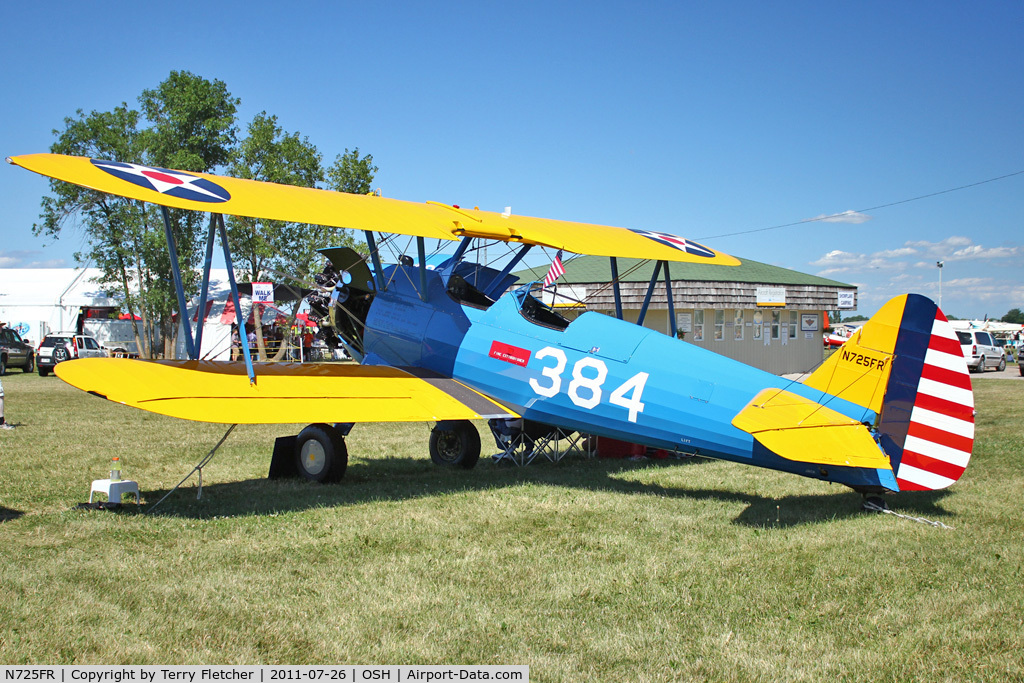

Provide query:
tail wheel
left=429, top=420, right=481, bottom=469
left=294, top=423, right=348, bottom=483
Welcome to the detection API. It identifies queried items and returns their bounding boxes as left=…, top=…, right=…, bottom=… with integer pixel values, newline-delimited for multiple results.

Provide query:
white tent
left=1, top=267, right=301, bottom=359
left=0, top=268, right=119, bottom=345
left=175, top=271, right=300, bottom=361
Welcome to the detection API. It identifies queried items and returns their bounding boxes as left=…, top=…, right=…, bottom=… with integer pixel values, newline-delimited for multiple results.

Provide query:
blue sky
left=2, top=1, right=1021, bottom=319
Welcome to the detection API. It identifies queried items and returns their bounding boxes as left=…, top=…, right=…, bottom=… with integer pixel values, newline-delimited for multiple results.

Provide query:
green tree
left=33, top=104, right=161, bottom=356
left=138, top=70, right=239, bottom=172
left=318, top=147, right=378, bottom=258
left=327, top=148, right=378, bottom=195
left=1002, top=308, right=1024, bottom=324
left=227, top=112, right=325, bottom=359
left=138, top=71, right=240, bottom=356
left=227, top=112, right=324, bottom=282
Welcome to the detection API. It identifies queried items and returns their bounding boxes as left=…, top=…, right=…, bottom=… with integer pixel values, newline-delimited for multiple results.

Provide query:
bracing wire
left=697, top=169, right=1024, bottom=241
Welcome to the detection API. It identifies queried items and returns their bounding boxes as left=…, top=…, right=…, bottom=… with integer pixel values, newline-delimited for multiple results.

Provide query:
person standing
left=0, top=374, right=12, bottom=430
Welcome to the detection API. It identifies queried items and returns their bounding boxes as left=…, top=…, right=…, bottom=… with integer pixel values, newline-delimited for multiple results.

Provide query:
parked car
left=956, top=329, right=1006, bottom=373
left=36, top=332, right=105, bottom=376
left=0, top=326, right=35, bottom=375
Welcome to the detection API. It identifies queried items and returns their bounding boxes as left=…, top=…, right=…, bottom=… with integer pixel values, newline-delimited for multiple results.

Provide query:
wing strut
left=484, top=243, right=533, bottom=298
left=194, top=215, right=217, bottom=355
left=161, top=206, right=257, bottom=385
left=636, top=260, right=663, bottom=326
left=663, top=260, right=677, bottom=338
left=161, top=206, right=196, bottom=360
left=417, top=236, right=428, bottom=302
left=364, top=230, right=387, bottom=292
left=609, top=257, right=624, bottom=320
left=216, top=214, right=257, bottom=384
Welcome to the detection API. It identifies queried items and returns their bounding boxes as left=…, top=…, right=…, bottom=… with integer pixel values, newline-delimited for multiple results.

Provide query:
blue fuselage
left=360, top=265, right=894, bottom=490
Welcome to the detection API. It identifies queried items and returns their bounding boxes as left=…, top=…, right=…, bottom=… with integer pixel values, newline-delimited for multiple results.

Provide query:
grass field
left=1, top=370, right=1022, bottom=680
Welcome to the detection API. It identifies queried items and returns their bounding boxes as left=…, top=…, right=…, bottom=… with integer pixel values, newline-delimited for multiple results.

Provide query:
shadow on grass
left=0, top=506, right=25, bottom=522
left=139, top=454, right=953, bottom=528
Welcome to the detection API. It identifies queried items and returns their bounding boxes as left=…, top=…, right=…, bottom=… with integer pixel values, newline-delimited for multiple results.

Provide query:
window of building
left=714, top=309, right=725, bottom=341
left=693, top=309, right=704, bottom=342
left=753, top=310, right=763, bottom=340
left=771, top=310, right=781, bottom=340
left=734, top=309, right=744, bottom=341
left=789, top=310, right=799, bottom=339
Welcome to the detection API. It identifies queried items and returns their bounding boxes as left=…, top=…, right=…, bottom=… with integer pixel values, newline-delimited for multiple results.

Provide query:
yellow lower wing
left=55, top=358, right=516, bottom=425
left=8, top=153, right=739, bottom=265
left=731, top=388, right=891, bottom=470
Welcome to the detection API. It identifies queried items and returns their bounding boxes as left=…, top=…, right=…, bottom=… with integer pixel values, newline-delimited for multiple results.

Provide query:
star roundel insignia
left=90, top=159, right=231, bottom=203
left=629, top=229, right=716, bottom=258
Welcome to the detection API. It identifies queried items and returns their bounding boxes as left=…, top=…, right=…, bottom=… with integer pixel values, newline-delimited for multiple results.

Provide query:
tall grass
left=1, top=372, right=1021, bottom=681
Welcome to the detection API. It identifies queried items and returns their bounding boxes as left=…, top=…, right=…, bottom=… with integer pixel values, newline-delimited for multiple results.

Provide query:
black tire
left=997, top=356, right=1006, bottom=372
left=23, top=354, right=34, bottom=374
left=52, top=347, right=69, bottom=363
left=38, top=367, right=50, bottom=377
left=0, top=356, right=5, bottom=376
left=294, top=423, right=348, bottom=483
left=429, top=420, right=481, bottom=469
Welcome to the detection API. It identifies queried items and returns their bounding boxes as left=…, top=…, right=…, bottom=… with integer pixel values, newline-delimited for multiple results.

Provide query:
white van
left=956, top=329, right=1006, bottom=373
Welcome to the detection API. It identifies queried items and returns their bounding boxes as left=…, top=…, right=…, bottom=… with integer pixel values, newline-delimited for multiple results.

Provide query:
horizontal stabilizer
left=55, top=358, right=516, bottom=424
left=732, top=388, right=891, bottom=470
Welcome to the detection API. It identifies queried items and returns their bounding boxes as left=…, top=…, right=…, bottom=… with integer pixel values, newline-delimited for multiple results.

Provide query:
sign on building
left=756, top=286, right=786, bottom=307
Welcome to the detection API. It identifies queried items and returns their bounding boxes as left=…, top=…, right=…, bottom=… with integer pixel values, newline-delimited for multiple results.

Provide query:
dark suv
left=0, top=326, right=36, bottom=375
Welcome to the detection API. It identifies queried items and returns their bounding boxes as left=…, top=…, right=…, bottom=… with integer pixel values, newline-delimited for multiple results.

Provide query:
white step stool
left=89, top=479, right=140, bottom=504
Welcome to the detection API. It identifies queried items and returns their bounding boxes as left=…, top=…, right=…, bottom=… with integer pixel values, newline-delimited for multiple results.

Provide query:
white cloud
left=904, top=236, right=1020, bottom=262
left=810, top=250, right=863, bottom=267
left=0, top=251, right=67, bottom=268
left=809, top=210, right=873, bottom=224
left=905, top=236, right=972, bottom=253
left=811, top=247, right=913, bottom=275
left=813, top=234, right=1023, bottom=278
left=951, top=244, right=1021, bottom=260
left=875, top=247, right=917, bottom=259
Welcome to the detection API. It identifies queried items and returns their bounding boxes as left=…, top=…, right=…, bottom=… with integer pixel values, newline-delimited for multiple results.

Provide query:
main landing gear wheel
left=294, top=423, right=348, bottom=483
left=429, top=420, right=481, bottom=469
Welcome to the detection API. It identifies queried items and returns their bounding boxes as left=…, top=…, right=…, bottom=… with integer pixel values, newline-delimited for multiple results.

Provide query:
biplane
left=7, top=153, right=975, bottom=501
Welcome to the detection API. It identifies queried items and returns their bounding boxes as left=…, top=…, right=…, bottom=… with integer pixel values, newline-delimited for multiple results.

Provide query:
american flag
left=543, top=250, right=565, bottom=288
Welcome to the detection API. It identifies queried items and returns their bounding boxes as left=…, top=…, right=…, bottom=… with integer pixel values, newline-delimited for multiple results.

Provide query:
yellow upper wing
left=8, top=153, right=739, bottom=265
left=55, top=358, right=517, bottom=425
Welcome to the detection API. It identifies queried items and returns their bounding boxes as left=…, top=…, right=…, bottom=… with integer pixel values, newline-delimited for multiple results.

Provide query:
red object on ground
left=597, top=436, right=634, bottom=459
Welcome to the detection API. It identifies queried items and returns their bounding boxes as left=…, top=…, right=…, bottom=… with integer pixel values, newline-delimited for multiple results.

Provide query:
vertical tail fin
left=805, top=294, right=975, bottom=491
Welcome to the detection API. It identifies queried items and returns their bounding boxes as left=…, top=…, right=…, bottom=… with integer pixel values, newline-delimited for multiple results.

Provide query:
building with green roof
left=514, top=255, right=857, bottom=375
